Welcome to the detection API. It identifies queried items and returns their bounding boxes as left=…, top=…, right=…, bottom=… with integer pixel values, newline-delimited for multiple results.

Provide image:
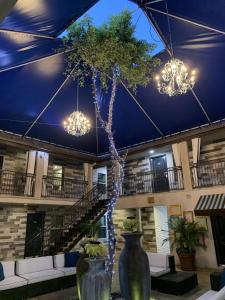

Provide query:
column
left=192, top=138, right=201, bottom=187
left=179, top=141, right=193, bottom=191
left=83, top=163, right=93, bottom=192
left=24, top=150, right=36, bottom=196
left=34, top=151, right=49, bottom=198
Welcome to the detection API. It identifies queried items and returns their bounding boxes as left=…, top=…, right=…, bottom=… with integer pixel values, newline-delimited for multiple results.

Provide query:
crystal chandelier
left=155, top=58, right=196, bottom=96
left=63, top=82, right=91, bottom=136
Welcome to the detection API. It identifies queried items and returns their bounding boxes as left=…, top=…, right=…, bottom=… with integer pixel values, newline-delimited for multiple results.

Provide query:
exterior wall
left=113, top=208, right=136, bottom=259
left=48, top=160, right=84, bottom=181
left=189, top=140, right=225, bottom=163
left=116, top=185, right=225, bottom=269
left=113, top=207, right=157, bottom=259
left=141, top=207, right=157, bottom=252
left=2, top=148, right=27, bottom=172
left=0, top=205, right=59, bottom=261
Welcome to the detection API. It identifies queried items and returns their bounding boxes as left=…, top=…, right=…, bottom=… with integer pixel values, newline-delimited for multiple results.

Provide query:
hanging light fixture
left=155, top=58, right=196, bottom=97
left=63, top=82, right=91, bottom=136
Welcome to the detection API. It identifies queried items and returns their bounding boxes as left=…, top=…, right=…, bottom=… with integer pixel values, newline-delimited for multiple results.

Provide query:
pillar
left=34, top=151, right=49, bottom=198
left=83, top=163, right=93, bottom=191
left=179, top=141, right=192, bottom=191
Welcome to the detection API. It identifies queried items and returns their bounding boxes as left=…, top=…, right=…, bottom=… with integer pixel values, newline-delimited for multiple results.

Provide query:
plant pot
left=80, top=258, right=111, bottom=300
left=177, top=252, right=196, bottom=271
left=76, top=253, right=89, bottom=300
left=119, top=232, right=151, bottom=300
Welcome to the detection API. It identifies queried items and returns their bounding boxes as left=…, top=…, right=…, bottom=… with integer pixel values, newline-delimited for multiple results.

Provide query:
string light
left=155, top=58, right=196, bottom=96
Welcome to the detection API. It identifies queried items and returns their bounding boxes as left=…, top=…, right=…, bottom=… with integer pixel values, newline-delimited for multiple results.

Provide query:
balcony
left=42, top=176, right=88, bottom=199
left=0, top=169, right=34, bottom=196
left=191, top=160, right=225, bottom=188
left=122, top=167, right=183, bottom=196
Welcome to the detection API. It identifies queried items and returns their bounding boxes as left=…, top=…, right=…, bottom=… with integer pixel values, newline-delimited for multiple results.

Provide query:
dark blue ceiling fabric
left=0, top=31, right=61, bottom=71
left=0, top=0, right=98, bottom=37
left=0, top=0, right=225, bottom=154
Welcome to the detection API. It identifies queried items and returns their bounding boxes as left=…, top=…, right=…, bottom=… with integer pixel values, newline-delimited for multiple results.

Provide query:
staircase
left=27, top=184, right=108, bottom=256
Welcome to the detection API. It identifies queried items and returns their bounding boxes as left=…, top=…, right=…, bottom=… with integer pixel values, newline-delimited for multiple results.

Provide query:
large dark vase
left=119, top=232, right=151, bottom=300
left=80, top=258, right=111, bottom=300
left=76, top=253, right=89, bottom=300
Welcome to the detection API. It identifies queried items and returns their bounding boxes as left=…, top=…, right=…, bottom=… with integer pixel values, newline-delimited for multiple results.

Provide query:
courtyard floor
left=30, top=268, right=213, bottom=300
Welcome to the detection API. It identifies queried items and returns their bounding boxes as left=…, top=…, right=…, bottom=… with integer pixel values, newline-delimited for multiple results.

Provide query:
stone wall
left=48, top=159, right=84, bottom=181
left=113, top=207, right=157, bottom=260
left=0, top=205, right=54, bottom=261
left=3, top=148, right=27, bottom=172
left=141, top=207, right=157, bottom=252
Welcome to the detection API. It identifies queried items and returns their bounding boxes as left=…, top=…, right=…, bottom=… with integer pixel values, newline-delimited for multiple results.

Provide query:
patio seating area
left=1, top=0, right=225, bottom=299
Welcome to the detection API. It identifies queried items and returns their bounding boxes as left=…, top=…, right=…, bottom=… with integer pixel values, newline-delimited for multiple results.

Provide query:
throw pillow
left=65, top=252, right=81, bottom=268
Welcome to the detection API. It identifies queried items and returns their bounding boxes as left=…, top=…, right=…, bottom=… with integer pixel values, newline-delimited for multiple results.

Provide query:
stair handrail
left=25, top=183, right=107, bottom=250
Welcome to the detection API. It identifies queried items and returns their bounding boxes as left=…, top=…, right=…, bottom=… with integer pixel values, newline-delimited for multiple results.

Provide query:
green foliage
left=63, top=10, right=160, bottom=90
left=163, top=217, right=206, bottom=253
left=123, top=218, right=139, bottom=233
left=79, top=222, right=101, bottom=239
left=84, top=241, right=107, bottom=258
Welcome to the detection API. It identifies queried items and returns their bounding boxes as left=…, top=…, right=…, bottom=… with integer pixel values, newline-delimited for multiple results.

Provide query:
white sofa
left=16, top=256, right=64, bottom=284
left=196, top=286, right=225, bottom=300
left=53, top=254, right=76, bottom=276
left=147, top=252, right=170, bottom=277
left=0, top=260, right=27, bottom=291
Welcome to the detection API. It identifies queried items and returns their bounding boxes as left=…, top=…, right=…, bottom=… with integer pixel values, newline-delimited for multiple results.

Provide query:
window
left=52, top=165, right=64, bottom=192
left=97, top=214, right=108, bottom=242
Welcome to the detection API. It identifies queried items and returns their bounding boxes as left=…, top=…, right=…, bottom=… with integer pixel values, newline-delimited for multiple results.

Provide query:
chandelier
left=155, top=58, right=196, bottom=96
left=63, top=82, right=91, bottom=136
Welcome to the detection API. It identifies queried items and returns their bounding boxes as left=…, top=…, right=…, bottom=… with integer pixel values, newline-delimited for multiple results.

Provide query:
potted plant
left=76, top=222, right=101, bottom=300
left=164, top=217, right=206, bottom=271
left=80, top=240, right=111, bottom=300
left=119, top=217, right=151, bottom=300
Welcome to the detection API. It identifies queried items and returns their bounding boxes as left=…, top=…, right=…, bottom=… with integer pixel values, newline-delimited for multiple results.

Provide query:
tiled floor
left=31, top=269, right=212, bottom=300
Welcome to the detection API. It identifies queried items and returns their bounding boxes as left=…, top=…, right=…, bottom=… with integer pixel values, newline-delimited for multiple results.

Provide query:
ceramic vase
left=119, top=232, right=151, bottom=300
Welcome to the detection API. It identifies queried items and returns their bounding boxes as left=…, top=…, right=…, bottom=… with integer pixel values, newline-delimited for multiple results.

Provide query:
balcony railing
left=0, top=169, right=34, bottom=196
left=42, top=176, right=88, bottom=199
left=122, top=167, right=183, bottom=196
left=191, top=160, right=225, bottom=188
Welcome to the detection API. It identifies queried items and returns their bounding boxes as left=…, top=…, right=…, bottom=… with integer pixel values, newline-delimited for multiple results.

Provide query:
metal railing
left=191, top=160, right=225, bottom=188
left=0, top=169, right=34, bottom=196
left=41, top=175, right=88, bottom=199
left=122, top=167, right=183, bottom=196
left=25, top=184, right=108, bottom=256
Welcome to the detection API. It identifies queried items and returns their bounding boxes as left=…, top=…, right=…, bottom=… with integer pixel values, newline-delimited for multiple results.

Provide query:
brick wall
left=48, top=160, right=84, bottom=181
left=0, top=205, right=54, bottom=261
left=141, top=207, right=157, bottom=252
left=3, top=148, right=27, bottom=172
left=113, top=207, right=157, bottom=260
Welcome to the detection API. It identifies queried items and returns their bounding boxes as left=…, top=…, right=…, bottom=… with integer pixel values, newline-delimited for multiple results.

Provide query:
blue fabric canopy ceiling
left=0, top=0, right=224, bottom=155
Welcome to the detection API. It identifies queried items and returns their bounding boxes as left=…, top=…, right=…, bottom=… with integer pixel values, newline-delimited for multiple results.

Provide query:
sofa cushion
left=54, top=254, right=65, bottom=268
left=0, top=263, right=4, bottom=281
left=19, top=269, right=64, bottom=284
left=56, top=267, right=76, bottom=276
left=65, top=252, right=80, bottom=268
left=150, top=266, right=170, bottom=277
left=0, top=276, right=27, bottom=291
left=147, top=253, right=169, bottom=269
left=196, top=290, right=217, bottom=300
left=1, top=261, right=15, bottom=278
left=220, top=269, right=225, bottom=289
left=16, top=256, right=53, bottom=275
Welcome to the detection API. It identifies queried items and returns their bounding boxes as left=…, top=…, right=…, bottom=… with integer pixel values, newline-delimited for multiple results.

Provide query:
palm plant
left=164, top=217, right=206, bottom=270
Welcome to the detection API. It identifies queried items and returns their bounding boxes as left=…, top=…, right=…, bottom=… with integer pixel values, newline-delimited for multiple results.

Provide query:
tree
left=63, top=10, right=160, bottom=277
